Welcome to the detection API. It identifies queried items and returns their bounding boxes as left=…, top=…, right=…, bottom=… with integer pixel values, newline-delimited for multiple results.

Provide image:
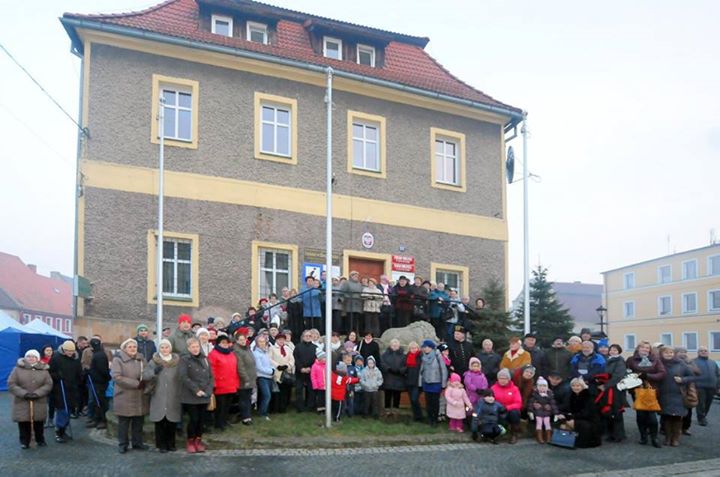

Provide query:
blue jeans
left=408, top=385, right=423, bottom=420
left=257, top=378, right=273, bottom=417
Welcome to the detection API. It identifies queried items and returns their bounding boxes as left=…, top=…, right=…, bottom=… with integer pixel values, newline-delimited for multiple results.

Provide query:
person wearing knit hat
left=421, top=339, right=436, bottom=350
left=168, top=314, right=194, bottom=356
left=8, top=347, right=53, bottom=448
left=145, top=338, right=181, bottom=452
left=61, top=340, right=76, bottom=353
left=111, top=337, right=148, bottom=453
left=134, top=323, right=156, bottom=363
left=330, top=360, right=358, bottom=422
left=464, top=356, right=488, bottom=409
left=527, top=375, right=561, bottom=444
left=491, top=368, right=523, bottom=443
left=310, top=350, right=327, bottom=413
left=445, top=372, right=472, bottom=432
left=48, top=339, right=83, bottom=443
left=359, top=355, right=383, bottom=418
left=195, top=328, right=212, bottom=357
left=419, top=338, right=447, bottom=427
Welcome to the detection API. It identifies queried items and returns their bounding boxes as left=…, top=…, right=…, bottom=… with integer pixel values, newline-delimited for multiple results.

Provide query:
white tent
left=0, top=310, right=32, bottom=332
left=24, top=318, right=70, bottom=338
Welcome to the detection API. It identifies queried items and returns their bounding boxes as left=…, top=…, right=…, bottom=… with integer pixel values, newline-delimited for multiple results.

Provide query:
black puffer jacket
left=178, top=352, right=214, bottom=405
left=381, top=348, right=407, bottom=391
left=88, top=339, right=111, bottom=386
left=49, top=351, right=83, bottom=409
left=293, top=341, right=317, bottom=375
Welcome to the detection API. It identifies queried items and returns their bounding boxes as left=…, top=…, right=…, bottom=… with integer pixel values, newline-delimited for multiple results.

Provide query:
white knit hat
left=25, top=349, right=40, bottom=359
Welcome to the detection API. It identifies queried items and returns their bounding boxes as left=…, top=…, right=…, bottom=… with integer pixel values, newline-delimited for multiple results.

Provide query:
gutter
left=60, top=17, right=525, bottom=128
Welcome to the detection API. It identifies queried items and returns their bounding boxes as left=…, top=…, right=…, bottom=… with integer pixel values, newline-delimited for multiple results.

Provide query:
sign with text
left=391, top=255, right=415, bottom=273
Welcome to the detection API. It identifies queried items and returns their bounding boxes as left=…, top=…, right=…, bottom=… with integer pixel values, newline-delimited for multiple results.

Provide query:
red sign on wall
left=392, top=255, right=415, bottom=273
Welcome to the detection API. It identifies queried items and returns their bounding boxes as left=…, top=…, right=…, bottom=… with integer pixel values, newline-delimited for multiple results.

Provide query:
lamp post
left=596, top=305, right=607, bottom=337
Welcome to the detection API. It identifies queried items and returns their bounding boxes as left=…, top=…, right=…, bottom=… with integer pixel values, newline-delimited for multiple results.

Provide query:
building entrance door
left=348, top=257, right=385, bottom=283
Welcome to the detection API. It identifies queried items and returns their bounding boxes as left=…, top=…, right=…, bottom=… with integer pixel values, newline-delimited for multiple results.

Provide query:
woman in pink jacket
left=491, top=368, right=523, bottom=444
left=310, top=350, right=327, bottom=413
left=444, top=373, right=472, bottom=432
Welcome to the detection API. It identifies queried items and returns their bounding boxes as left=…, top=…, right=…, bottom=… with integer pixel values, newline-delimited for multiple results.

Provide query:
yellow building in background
left=603, top=244, right=720, bottom=359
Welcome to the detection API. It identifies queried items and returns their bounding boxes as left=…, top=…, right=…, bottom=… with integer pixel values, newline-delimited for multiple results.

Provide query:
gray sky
left=1, top=0, right=718, bottom=300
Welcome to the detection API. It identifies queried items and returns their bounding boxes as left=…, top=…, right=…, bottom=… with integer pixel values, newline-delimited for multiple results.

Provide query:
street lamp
left=596, top=305, right=607, bottom=337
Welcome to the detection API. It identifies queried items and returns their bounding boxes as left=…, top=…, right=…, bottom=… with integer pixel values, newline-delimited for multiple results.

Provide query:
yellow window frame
left=150, top=74, right=199, bottom=149
left=430, top=127, right=466, bottom=192
left=254, top=92, right=298, bottom=165
left=146, top=230, right=200, bottom=307
left=430, top=262, right=470, bottom=297
left=251, top=240, right=299, bottom=305
left=347, top=110, right=387, bottom=178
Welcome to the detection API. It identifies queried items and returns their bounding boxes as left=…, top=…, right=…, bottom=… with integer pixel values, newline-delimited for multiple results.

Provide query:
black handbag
left=549, top=429, right=577, bottom=449
left=280, top=369, right=296, bottom=385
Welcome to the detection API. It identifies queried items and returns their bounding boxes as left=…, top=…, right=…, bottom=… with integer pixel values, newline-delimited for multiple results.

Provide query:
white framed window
left=623, top=272, right=635, bottom=290
left=660, top=332, right=673, bottom=347
left=435, top=137, right=460, bottom=186
left=682, top=259, right=698, bottom=280
left=710, top=331, right=720, bottom=352
left=709, top=255, right=720, bottom=276
left=658, top=264, right=672, bottom=284
left=260, top=103, right=292, bottom=157
left=21, top=313, right=31, bottom=324
left=54, top=317, right=63, bottom=331
left=246, top=21, right=268, bottom=44
left=682, top=331, right=698, bottom=352
left=323, top=36, right=342, bottom=60
left=258, top=247, right=291, bottom=298
left=357, top=44, right=375, bottom=66
left=162, top=238, right=193, bottom=298
left=63, top=319, right=72, bottom=334
left=708, top=289, right=720, bottom=312
left=682, top=292, right=698, bottom=314
left=161, top=88, right=193, bottom=142
left=211, top=14, right=233, bottom=37
left=352, top=121, right=380, bottom=171
left=624, top=334, right=637, bottom=351
left=42, top=316, right=50, bottom=325
left=658, top=295, right=672, bottom=316
left=436, top=269, right=462, bottom=295
left=623, top=301, right=635, bottom=318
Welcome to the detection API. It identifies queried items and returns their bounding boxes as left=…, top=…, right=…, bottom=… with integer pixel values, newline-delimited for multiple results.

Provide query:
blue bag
left=549, top=429, right=577, bottom=449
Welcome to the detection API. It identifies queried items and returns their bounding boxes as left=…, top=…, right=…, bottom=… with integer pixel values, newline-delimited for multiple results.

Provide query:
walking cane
left=29, top=399, right=34, bottom=447
left=87, top=375, right=102, bottom=421
left=60, top=379, right=74, bottom=440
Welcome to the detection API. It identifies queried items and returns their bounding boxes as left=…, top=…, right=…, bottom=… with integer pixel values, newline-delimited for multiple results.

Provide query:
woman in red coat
left=491, top=368, right=523, bottom=444
left=208, top=335, right=239, bottom=431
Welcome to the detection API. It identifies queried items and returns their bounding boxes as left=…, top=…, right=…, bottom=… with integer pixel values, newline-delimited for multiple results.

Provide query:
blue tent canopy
left=0, top=328, right=65, bottom=391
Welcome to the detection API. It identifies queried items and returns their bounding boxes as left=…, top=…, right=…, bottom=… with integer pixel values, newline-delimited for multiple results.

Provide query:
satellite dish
left=506, top=146, right=515, bottom=184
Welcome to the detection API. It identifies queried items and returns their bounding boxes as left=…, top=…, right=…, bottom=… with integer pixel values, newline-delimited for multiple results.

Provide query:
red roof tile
left=0, top=252, right=72, bottom=317
left=63, top=0, right=521, bottom=115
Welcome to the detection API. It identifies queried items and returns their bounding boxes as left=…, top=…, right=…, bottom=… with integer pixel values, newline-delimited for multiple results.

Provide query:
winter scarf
left=213, top=343, right=234, bottom=355
left=407, top=350, right=420, bottom=368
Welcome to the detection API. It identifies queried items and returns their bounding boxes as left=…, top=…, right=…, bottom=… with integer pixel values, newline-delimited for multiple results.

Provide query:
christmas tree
left=513, top=266, right=574, bottom=348
left=469, top=277, right=513, bottom=352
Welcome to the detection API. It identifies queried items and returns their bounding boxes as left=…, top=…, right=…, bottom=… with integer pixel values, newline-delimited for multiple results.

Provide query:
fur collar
left=152, top=353, right=180, bottom=367
left=16, top=358, right=49, bottom=370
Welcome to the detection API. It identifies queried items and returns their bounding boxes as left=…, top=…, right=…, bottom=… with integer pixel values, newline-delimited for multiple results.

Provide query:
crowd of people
left=6, top=284, right=720, bottom=454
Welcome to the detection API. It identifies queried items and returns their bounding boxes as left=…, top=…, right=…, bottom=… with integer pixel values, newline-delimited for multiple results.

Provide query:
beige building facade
left=603, top=244, right=720, bottom=360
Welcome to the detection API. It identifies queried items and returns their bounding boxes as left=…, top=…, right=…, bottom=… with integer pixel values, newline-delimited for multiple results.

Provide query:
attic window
left=323, top=36, right=342, bottom=60
left=357, top=44, right=375, bottom=67
left=246, top=21, right=268, bottom=44
left=211, top=15, right=233, bottom=37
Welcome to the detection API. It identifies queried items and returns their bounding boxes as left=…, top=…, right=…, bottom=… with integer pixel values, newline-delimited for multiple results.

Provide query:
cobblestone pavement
left=1, top=392, right=719, bottom=476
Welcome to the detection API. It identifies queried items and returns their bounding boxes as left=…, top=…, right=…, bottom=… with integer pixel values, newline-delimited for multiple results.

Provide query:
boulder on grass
left=378, top=321, right=439, bottom=352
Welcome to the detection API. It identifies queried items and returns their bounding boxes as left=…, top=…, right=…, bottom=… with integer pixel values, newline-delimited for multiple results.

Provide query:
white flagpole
left=156, top=98, right=165, bottom=345
left=522, top=113, right=530, bottom=335
left=324, top=67, right=334, bottom=428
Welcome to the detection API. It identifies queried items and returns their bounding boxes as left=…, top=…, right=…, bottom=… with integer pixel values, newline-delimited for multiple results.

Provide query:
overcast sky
left=1, top=0, right=718, bottom=300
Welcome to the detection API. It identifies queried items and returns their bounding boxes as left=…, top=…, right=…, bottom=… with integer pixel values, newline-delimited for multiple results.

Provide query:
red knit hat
left=234, top=326, right=250, bottom=337
left=178, top=314, right=192, bottom=324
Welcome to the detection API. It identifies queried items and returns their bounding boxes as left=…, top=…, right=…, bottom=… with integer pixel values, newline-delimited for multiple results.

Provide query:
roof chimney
left=27, top=264, right=37, bottom=274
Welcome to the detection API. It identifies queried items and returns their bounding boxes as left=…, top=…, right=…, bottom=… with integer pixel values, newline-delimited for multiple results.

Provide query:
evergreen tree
left=513, top=266, right=574, bottom=348
left=469, top=277, right=512, bottom=352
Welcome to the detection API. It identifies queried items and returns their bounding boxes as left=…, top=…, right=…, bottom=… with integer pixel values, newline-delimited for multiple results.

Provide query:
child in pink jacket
left=311, top=350, right=327, bottom=413
left=444, top=373, right=473, bottom=432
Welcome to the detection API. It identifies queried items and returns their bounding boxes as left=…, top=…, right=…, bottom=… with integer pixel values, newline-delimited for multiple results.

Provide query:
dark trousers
left=604, top=413, right=626, bottom=440
left=237, top=388, right=252, bottom=421
left=408, top=385, right=423, bottom=420
left=184, top=403, right=207, bottom=439
left=18, top=421, right=45, bottom=445
left=345, top=394, right=355, bottom=417
left=697, top=388, right=715, bottom=421
left=303, top=316, right=322, bottom=333
left=379, top=305, right=393, bottom=334
left=331, top=399, right=344, bottom=421
left=277, top=382, right=292, bottom=413
left=295, top=373, right=314, bottom=412
left=331, top=310, right=342, bottom=332
left=89, top=383, right=108, bottom=423
left=214, top=393, right=233, bottom=429
left=425, top=391, right=440, bottom=424
left=354, top=391, right=364, bottom=416
left=117, top=415, right=144, bottom=448
left=315, top=390, right=326, bottom=411
left=363, top=391, right=380, bottom=417
left=636, top=410, right=659, bottom=438
left=365, top=312, right=380, bottom=338
left=683, top=408, right=692, bottom=431
left=384, top=390, right=402, bottom=409
left=503, top=409, right=521, bottom=425
left=395, top=309, right=411, bottom=328
left=154, top=418, right=177, bottom=450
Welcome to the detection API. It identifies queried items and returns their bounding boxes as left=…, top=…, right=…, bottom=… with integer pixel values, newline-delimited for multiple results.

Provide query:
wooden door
left=348, top=258, right=385, bottom=283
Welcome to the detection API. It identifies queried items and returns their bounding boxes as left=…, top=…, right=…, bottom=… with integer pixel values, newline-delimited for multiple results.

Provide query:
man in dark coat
left=134, top=323, right=157, bottom=362
left=545, top=337, right=572, bottom=381
left=692, top=346, right=720, bottom=426
left=49, top=341, right=83, bottom=443
left=570, top=341, right=606, bottom=394
left=86, top=338, right=111, bottom=429
left=293, top=330, right=317, bottom=412
left=357, top=332, right=381, bottom=367
left=448, top=326, right=474, bottom=377
left=523, top=332, right=547, bottom=378
left=547, top=371, right=571, bottom=414
left=477, top=339, right=502, bottom=386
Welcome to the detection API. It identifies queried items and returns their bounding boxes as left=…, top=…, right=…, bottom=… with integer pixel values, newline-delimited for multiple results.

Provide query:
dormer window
left=323, top=36, right=342, bottom=60
left=246, top=21, right=268, bottom=44
left=211, top=15, right=233, bottom=37
left=357, top=44, right=375, bottom=67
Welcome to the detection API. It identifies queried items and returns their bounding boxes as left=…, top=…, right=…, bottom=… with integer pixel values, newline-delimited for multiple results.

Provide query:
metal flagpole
left=156, top=98, right=165, bottom=346
left=522, top=113, right=530, bottom=335
left=324, top=67, right=334, bottom=428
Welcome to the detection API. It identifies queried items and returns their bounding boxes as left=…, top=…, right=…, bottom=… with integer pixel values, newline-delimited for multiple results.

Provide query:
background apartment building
left=61, top=0, right=523, bottom=342
left=603, top=243, right=720, bottom=359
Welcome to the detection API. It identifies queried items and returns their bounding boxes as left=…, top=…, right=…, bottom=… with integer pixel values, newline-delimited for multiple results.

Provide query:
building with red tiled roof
left=0, top=252, right=73, bottom=334
left=60, top=0, right=523, bottom=341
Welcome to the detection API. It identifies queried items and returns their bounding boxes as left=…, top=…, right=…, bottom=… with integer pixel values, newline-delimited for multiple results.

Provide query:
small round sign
left=361, top=232, right=374, bottom=249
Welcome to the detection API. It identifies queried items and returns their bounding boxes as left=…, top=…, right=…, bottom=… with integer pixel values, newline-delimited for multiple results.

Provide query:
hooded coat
left=88, top=339, right=111, bottom=387
left=111, top=350, right=147, bottom=417
left=359, top=357, right=383, bottom=392
left=143, top=353, right=182, bottom=423
left=527, top=389, right=559, bottom=417
left=463, top=366, right=489, bottom=408
left=658, top=357, right=696, bottom=416
left=49, top=350, right=83, bottom=410
left=233, top=343, right=258, bottom=390
left=8, top=358, right=53, bottom=422
left=444, top=383, right=472, bottom=419
left=168, top=327, right=195, bottom=356
left=381, top=347, right=407, bottom=392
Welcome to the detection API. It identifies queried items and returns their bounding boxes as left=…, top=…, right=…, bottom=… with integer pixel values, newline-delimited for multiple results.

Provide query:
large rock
left=378, top=321, right=439, bottom=352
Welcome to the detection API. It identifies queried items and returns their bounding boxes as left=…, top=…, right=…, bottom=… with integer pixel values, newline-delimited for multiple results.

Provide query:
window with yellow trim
left=151, top=75, right=199, bottom=149
left=347, top=110, right=386, bottom=178
left=430, top=127, right=466, bottom=192
left=254, top=92, right=298, bottom=164
left=251, top=241, right=299, bottom=305
left=147, top=230, right=200, bottom=307
left=430, top=262, right=469, bottom=297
